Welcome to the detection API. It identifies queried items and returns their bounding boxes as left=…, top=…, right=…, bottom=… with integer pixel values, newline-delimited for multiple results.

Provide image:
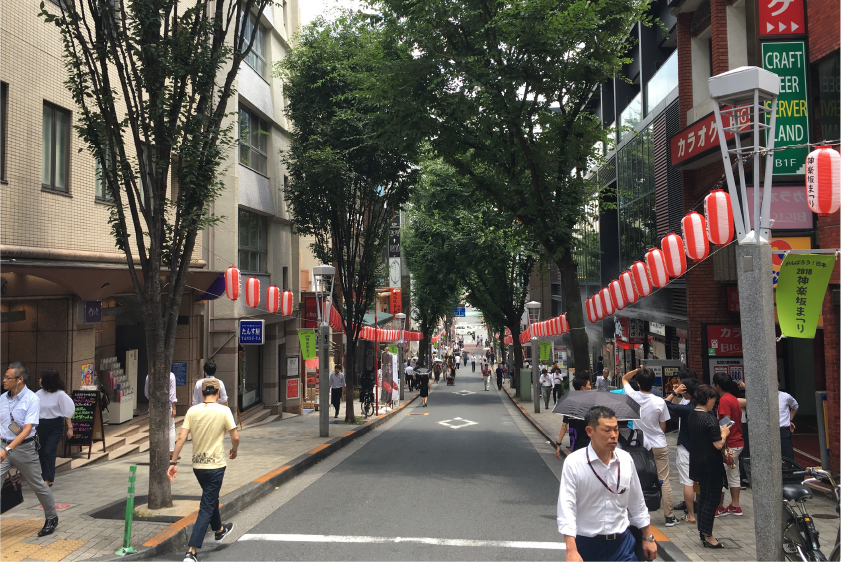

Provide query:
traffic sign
left=453, top=307, right=466, bottom=317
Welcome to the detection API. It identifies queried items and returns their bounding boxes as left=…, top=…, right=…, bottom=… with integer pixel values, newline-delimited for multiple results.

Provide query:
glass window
left=645, top=51, right=678, bottom=116
left=243, top=12, right=267, bottom=78
left=95, top=151, right=114, bottom=201
left=239, top=104, right=268, bottom=175
left=618, top=92, right=642, bottom=140
left=42, top=102, right=70, bottom=192
left=238, top=209, right=268, bottom=273
left=617, top=125, right=656, bottom=267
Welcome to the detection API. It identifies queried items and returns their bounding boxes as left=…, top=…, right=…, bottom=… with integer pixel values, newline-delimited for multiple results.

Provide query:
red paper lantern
left=619, top=270, right=639, bottom=305
left=609, top=280, right=626, bottom=311
left=586, top=298, right=598, bottom=324
left=225, top=266, right=240, bottom=301
left=245, top=277, right=260, bottom=308
left=806, top=146, right=841, bottom=215
left=681, top=212, right=709, bottom=261
left=600, top=287, right=615, bottom=316
left=704, top=190, right=734, bottom=246
left=661, top=233, right=688, bottom=277
left=266, top=285, right=279, bottom=314
left=645, top=248, right=670, bottom=288
left=631, top=261, right=653, bottom=298
left=593, top=293, right=605, bottom=320
left=560, top=314, right=569, bottom=334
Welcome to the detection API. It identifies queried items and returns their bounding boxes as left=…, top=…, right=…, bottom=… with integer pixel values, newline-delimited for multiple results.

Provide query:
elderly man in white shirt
left=192, top=361, right=228, bottom=406
left=145, top=371, right=178, bottom=454
left=557, top=405, right=657, bottom=562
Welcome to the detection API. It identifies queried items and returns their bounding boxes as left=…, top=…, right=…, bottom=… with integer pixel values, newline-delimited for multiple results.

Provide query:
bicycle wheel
left=829, top=542, right=839, bottom=562
left=363, top=400, right=372, bottom=418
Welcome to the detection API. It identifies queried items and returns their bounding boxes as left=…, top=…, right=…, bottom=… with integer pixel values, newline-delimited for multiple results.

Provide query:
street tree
left=277, top=12, right=419, bottom=422
left=376, top=0, right=651, bottom=369
left=41, top=0, right=271, bottom=509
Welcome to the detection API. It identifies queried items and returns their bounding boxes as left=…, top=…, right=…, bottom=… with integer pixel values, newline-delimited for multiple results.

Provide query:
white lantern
left=806, top=146, right=841, bottom=215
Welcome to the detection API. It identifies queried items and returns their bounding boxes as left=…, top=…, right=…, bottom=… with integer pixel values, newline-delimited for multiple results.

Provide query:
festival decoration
left=661, top=233, right=688, bottom=277
left=619, top=270, right=639, bottom=304
left=245, top=277, right=260, bottom=308
left=600, top=287, right=615, bottom=316
left=631, top=261, right=653, bottom=298
left=681, top=212, right=710, bottom=261
left=704, top=189, right=734, bottom=245
left=266, top=285, right=279, bottom=314
left=586, top=297, right=598, bottom=323
left=224, top=266, right=240, bottom=301
left=645, top=248, right=670, bottom=288
left=280, top=290, right=295, bottom=317
left=593, top=292, right=605, bottom=320
left=806, top=146, right=841, bottom=215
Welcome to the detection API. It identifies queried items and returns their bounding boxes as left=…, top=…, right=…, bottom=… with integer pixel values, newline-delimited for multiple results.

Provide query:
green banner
left=388, top=345, right=398, bottom=355
left=539, top=342, right=552, bottom=362
left=776, top=254, right=836, bottom=338
left=297, top=330, right=317, bottom=360
left=762, top=41, right=809, bottom=176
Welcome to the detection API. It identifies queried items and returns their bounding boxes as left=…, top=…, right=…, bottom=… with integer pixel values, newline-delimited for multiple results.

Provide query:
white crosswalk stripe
left=238, top=533, right=565, bottom=550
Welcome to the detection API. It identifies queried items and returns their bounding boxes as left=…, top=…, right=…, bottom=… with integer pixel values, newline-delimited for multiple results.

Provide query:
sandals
left=700, top=533, right=725, bottom=549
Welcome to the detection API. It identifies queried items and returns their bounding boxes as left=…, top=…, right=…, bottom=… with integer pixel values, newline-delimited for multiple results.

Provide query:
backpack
left=617, top=428, right=662, bottom=512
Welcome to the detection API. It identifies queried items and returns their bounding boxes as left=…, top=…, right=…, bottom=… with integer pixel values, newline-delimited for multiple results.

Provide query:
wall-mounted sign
left=171, top=362, right=188, bottom=385
left=745, top=185, right=813, bottom=229
left=453, top=307, right=466, bottom=317
left=709, top=357, right=745, bottom=384
left=762, top=41, right=809, bottom=176
left=389, top=258, right=402, bottom=288
left=388, top=229, right=401, bottom=258
left=705, top=324, right=743, bottom=356
left=239, top=319, right=265, bottom=345
left=759, top=0, right=806, bottom=37
left=84, top=301, right=101, bottom=324
left=286, top=357, right=299, bottom=377
left=648, top=321, right=666, bottom=336
left=303, top=297, right=318, bottom=329
left=727, top=286, right=741, bottom=312
left=389, top=288, right=402, bottom=315
left=670, top=107, right=748, bottom=166
left=286, top=378, right=300, bottom=400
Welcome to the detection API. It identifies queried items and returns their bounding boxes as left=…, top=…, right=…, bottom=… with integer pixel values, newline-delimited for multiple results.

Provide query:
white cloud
left=299, top=0, right=371, bottom=26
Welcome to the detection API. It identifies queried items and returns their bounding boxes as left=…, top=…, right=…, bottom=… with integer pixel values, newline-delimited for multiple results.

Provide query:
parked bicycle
left=782, top=466, right=840, bottom=561
left=360, top=386, right=375, bottom=419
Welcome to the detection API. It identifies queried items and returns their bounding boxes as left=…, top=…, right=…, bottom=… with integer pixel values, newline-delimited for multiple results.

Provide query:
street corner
left=0, top=518, right=87, bottom=562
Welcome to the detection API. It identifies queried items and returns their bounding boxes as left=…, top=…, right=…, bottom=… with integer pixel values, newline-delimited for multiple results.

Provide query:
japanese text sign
left=745, top=186, right=813, bottom=229
left=303, top=297, right=318, bottom=329
left=297, top=329, right=317, bottom=360
left=762, top=41, right=810, bottom=175
left=776, top=254, right=836, bottom=338
left=759, top=0, right=806, bottom=36
left=670, top=108, right=748, bottom=166
left=706, top=324, right=743, bottom=356
left=539, top=342, right=553, bottom=362
left=239, top=320, right=265, bottom=345
left=84, top=301, right=101, bottom=324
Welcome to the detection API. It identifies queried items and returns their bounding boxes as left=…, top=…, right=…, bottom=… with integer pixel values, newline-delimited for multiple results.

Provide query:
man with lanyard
left=557, top=405, right=657, bottom=562
left=192, top=361, right=229, bottom=406
left=329, top=365, right=346, bottom=419
left=1, top=362, right=59, bottom=537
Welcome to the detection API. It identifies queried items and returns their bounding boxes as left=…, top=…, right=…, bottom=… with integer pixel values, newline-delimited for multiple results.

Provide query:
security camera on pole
left=708, top=66, right=783, bottom=561
left=313, top=264, right=336, bottom=437
left=525, top=301, right=541, bottom=414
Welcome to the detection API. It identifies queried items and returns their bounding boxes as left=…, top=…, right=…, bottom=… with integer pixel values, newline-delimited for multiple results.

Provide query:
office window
left=95, top=150, right=114, bottom=200
left=242, top=12, right=267, bottom=78
left=239, top=209, right=268, bottom=273
left=239, top=105, right=268, bottom=175
left=42, top=102, right=70, bottom=192
left=617, top=125, right=656, bottom=267
left=1, top=83, right=7, bottom=181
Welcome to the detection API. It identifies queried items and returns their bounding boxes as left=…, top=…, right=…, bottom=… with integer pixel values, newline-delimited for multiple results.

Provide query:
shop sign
left=745, top=185, right=813, bottom=229
left=388, top=229, right=401, bottom=258
left=727, top=286, right=740, bottom=312
left=80, top=362, right=94, bottom=387
left=762, top=41, right=810, bottom=176
left=303, top=297, right=318, bottom=329
left=390, top=287, right=402, bottom=314
left=615, top=317, right=629, bottom=341
left=629, top=318, right=645, bottom=341
left=772, top=236, right=812, bottom=286
left=286, top=378, right=300, bottom=400
left=759, top=0, right=806, bottom=37
left=170, top=362, right=188, bottom=385
left=706, top=324, right=743, bottom=356
left=239, top=320, right=265, bottom=345
left=776, top=253, right=836, bottom=338
left=84, top=300, right=101, bottom=323
left=709, top=357, right=745, bottom=383
left=649, top=321, right=666, bottom=336
left=670, top=107, right=748, bottom=166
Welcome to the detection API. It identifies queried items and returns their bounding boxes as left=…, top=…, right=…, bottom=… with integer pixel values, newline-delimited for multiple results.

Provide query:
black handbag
left=1, top=470, right=24, bottom=514
left=617, top=428, right=662, bottom=512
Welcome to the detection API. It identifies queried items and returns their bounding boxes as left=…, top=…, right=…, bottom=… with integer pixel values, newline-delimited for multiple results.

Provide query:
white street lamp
left=395, top=313, right=407, bottom=401
left=525, top=301, right=541, bottom=413
left=312, top=264, right=336, bottom=437
left=709, top=66, right=783, bottom=561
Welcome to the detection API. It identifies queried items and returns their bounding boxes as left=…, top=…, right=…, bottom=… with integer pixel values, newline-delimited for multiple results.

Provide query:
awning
left=362, top=311, right=393, bottom=327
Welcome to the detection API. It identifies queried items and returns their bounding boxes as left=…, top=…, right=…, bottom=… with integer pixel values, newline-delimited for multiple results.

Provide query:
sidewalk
left=0, top=394, right=416, bottom=562
left=500, top=380, right=841, bottom=562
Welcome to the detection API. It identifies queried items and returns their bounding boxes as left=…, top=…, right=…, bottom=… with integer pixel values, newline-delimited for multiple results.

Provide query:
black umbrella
left=551, top=390, right=640, bottom=421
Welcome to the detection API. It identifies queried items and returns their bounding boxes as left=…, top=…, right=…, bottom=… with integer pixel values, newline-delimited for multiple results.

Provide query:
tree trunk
left=511, top=336, right=524, bottom=398
left=145, top=296, right=174, bottom=510
left=344, top=342, right=357, bottom=424
left=557, top=248, right=590, bottom=373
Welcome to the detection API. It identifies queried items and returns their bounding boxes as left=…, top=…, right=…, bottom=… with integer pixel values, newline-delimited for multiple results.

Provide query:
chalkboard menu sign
left=66, top=390, right=105, bottom=459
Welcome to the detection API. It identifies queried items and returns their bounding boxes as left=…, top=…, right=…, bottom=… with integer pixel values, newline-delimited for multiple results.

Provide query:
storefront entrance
left=238, top=343, right=263, bottom=411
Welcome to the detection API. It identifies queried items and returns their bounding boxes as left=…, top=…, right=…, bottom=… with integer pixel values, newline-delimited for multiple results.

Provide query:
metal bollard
left=114, top=464, right=138, bottom=556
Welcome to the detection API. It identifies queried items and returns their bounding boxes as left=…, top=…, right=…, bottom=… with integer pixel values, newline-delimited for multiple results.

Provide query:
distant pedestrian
left=482, top=363, right=492, bottom=391
left=552, top=366, right=564, bottom=403
left=595, top=368, right=611, bottom=392
left=777, top=381, right=798, bottom=460
left=471, top=354, right=477, bottom=372
left=455, top=354, right=461, bottom=370
left=2, top=362, right=60, bottom=537
left=192, top=361, right=229, bottom=406
left=556, top=375, right=593, bottom=456
left=168, top=379, right=238, bottom=562
left=557, top=406, right=657, bottom=562
left=433, top=362, right=441, bottom=384
left=145, top=371, right=178, bottom=455
left=595, top=356, right=604, bottom=376
left=329, top=365, right=346, bottom=419
left=417, top=369, right=430, bottom=407
left=540, top=368, right=553, bottom=409
left=405, top=362, right=415, bottom=392
left=35, top=369, right=75, bottom=487
left=496, top=364, right=504, bottom=390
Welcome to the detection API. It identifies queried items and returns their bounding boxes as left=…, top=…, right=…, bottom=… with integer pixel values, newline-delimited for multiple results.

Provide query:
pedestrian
left=622, top=366, right=677, bottom=527
left=482, top=363, right=492, bottom=391
left=329, top=364, right=346, bottom=419
left=455, top=353, right=461, bottom=370
left=595, top=368, right=611, bottom=391
left=35, top=369, right=75, bottom=487
left=405, top=361, right=415, bottom=392
left=145, top=370, right=178, bottom=456
left=192, top=361, right=229, bottom=406
left=1, top=362, right=59, bottom=537
left=665, top=378, right=699, bottom=524
left=168, top=379, right=238, bottom=562
left=595, top=356, right=604, bottom=376
left=777, top=380, right=798, bottom=461
left=417, top=369, right=430, bottom=407
left=712, top=372, right=744, bottom=517
left=556, top=375, right=593, bottom=456
left=495, top=364, right=504, bottom=390
left=471, top=353, right=476, bottom=372
left=433, top=362, right=441, bottom=384
left=540, top=368, right=553, bottom=409
left=552, top=366, right=564, bottom=403
left=688, top=384, right=730, bottom=549
left=556, top=405, right=658, bottom=562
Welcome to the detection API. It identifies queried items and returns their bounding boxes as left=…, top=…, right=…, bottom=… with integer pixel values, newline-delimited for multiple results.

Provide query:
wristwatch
left=4, top=447, right=11, bottom=455
left=643, top=534, right=656, bottom=542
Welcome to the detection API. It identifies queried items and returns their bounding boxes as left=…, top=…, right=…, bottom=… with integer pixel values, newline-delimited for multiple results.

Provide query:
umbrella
left=415, top=367, right=430, bottom=375
left=551, top=390, right=640, bottom=421
left=433, top=358, right=443, bottom=363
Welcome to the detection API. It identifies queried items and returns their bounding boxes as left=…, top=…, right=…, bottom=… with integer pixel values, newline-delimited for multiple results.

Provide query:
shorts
left=725, top=446, right=744, bottom=489
left=677, top=445, right=692, bottom=487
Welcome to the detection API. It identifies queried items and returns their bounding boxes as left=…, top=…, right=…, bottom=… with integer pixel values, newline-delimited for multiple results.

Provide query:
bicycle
left=360, top=387, right=374, bottom=418
left=782, top=466, right=840, bottom=561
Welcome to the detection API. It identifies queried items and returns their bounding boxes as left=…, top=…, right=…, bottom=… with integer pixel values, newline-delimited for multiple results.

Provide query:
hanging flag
left=540, top=342, right=553, bottom=361
left=297, top=329, right=317, bottom=360
left=776, top=253, right=836, bottom=338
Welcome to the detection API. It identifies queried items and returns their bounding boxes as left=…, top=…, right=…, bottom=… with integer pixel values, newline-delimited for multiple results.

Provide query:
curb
left=500, top=385, right=691, bottom=563
left=102, top=394, right=419, bottom=562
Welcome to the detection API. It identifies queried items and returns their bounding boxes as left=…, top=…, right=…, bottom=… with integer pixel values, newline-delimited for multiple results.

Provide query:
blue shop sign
left=85, top=301, right=102, bottom=323
left=239, top=319, right=265, bottom=345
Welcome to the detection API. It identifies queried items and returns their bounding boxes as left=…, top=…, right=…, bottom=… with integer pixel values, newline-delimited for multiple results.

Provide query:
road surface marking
left=238, top=533, right=565, bottom=550
left=437, top=417, right=478, bottom=429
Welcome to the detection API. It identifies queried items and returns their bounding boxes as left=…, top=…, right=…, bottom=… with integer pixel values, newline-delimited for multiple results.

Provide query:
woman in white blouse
left=36, top=370, right=75, bottom=487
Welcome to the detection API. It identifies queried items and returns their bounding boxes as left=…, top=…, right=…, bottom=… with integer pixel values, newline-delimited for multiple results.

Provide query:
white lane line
left=238, top=533, right=565, bottom=550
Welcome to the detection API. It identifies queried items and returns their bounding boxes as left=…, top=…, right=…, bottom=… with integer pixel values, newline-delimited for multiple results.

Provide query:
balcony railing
left=645, top=51, right=678, bottom=116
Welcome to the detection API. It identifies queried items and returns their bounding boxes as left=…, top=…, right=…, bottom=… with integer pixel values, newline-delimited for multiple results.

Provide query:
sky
left=299, top=0, right=371, bottom=26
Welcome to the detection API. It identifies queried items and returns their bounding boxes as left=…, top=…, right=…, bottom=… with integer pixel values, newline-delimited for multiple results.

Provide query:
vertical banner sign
left=762, top=41, right=809, bottom=176
left=382, top=352, right=394, bottom=393
left=303, top=297, right=319, bottom=329
left=390, top=289, right=402, bottom=314
left=388, top=345, right=398, bottom=354
left=389, top=258, right=402, bottom=289
left=776, top=254, right=837, bottom=338
left=539, top=342, right=552, bottom=362
left=297, top=329, right=317, bottom=360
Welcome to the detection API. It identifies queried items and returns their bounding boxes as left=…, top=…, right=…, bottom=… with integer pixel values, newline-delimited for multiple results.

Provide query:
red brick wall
left=808, top=0, right=841, bottom=63
left=710, top=0, right=730, bottom=75
left=677, top=13, right=693, bottom=127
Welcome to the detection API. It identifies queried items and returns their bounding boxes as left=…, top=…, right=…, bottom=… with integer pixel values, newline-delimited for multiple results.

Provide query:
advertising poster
left=708, top=357, right=745, bottom=384
left=80, top=362, right=94, bottom=387
left=286, top=378, right=300, bottom=400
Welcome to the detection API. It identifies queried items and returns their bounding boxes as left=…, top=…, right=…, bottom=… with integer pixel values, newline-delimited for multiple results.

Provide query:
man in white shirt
left=557, top=405, right=657, bottom=562
left=595, top=368, right=611, bottom=391
left=471, top=354, right=477, bottom=372
left=778, top=384, right=799, bottom=461
left=539, top=368, right=553, bottom=409
left=455, top=354, right=461, bottom=370
left=405, top=362, right=415, bottom=392
left=192, top=361, right=228, bottom=406
left=622, top=366, right=676, bottom=527
left=329, top=365, right=346, bottom=419
left=145, top=371, right=178, bottom=454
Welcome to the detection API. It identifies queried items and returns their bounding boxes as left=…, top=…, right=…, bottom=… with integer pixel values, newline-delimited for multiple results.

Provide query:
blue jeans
left=189, top=467, right=225, bottom=548
left=575, top=528, right=637, bottom=562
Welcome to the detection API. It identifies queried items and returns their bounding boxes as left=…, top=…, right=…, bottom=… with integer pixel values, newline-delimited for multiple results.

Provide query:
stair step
left=106, top=443, right=141, bottom=461
left=242, top=413, right=283, bottom=430
left=125, top=432, right=149, bottom=445
left=103, top=437, right=126, bottom=452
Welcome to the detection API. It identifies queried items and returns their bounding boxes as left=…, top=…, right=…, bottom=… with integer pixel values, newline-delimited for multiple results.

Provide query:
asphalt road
left=151, top=369, right=567, bottom=561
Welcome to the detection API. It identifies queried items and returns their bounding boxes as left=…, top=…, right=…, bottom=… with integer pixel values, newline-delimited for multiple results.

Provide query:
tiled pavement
left=501, top=380, right=841, bottom=562
left=0, top=396, right=404, bottom=562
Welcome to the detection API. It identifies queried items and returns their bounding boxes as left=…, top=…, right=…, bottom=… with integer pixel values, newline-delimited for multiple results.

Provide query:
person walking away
left=417, top=369, right=430, bottom=407
left=35, top=369, right=75, bottom=487
left=471, top=354, right=476, bottom=372
left=557, top=406, right=658, bottom=562
left=329, top=365, right=346, bottom=419
left=495, top=364, right=504, bottom=390
left=168, top=379, right=238, bottom=562
left=556, top=376, right=593, bottom=457
left=778, top=381, right=798, bottom=461
left=540, top=368, right=553, bottom=409
left=405, top=362, right=414, bottom=392
left=552, top=366, right=564, bottom=403
left=688, top=384, right=730, bottom=549
left=145, top=371, right=178, bottom=455
left=712, top=372, right=744, bottom=517
left=665, top=378, right=699, bottom=524
left=622, top=366, right=676, bottom=527
left=455, top=354, right=461, bottom=370
left=192, top=361, right=229, bottom=406
left=1, top=363, right=59, bottom=536
left=482, top=363, right=492, bottom=391
left=595, top=368, right=611, bottom=392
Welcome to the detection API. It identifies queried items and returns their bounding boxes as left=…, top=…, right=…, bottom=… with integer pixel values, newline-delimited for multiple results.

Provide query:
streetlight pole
left=709, top=66, right=783, bottom=561
left=313, top=264, right=336, bottom=438
left=395, top=313, right=406, bottom=401
left=526, top=301, right=541, bottom=414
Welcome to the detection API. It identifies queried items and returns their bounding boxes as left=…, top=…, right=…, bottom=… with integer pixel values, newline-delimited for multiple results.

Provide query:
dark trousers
left=780, top=427, right=795, bottom=461
left=189, top=467, right=225, bottom=548
left=575, top=529, right=637, bottom=562
left=472, top=362, right=476, bottom=372
left=331, top=388, right=342, bottom=416
left=497, top=376, right=503, bottom=390
left=696, top=473, right=723, bottom=537
left=38, top=417, right=64, bottom=482
left=553, top=384, right=562, bottom=403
